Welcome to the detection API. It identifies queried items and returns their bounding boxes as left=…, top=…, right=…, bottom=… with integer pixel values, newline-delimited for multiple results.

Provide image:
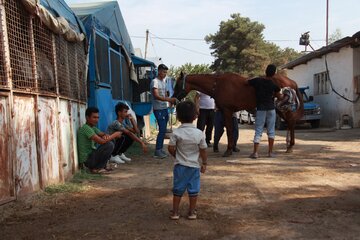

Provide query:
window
left=354, top=75, right=360, bottom=94
left=95, top=33, right=110, bottom=84
left=121, top=54, right=131, bottom=101
left=313, top=71, right=329, bottom=95
left=110, top=50, right=122, bottom=99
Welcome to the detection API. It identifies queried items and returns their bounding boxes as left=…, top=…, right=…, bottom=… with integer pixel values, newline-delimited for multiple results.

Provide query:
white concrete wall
left=286, top=46, right=358, bottom=127
left=353, top=48, right=360, bottom=127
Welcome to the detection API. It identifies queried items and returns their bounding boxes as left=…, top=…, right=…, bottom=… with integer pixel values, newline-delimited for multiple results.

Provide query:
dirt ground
left=1, top=125, right=360, bottom=240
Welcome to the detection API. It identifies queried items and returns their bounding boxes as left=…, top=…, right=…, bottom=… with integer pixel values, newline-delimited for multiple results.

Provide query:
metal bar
left=326, top=0, right=329, bottom=46
left=0, top=0, right=15, bottom=203
left=29, top=16, right=43, bottom=189
left=53, top=33, right=65, bottom=183
left=29, top=16, right=38, bottom=91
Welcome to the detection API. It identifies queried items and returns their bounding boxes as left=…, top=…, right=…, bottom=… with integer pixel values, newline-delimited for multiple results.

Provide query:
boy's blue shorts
left=173, top=164, right=200, bottom=197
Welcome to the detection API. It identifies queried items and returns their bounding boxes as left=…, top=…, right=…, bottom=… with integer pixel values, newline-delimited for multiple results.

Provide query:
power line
left=148, top=32, right=212, bottom=57
left=136, top=31, right=327, bottom=58
left=131, top=35, right=325, bottom=42
left=132, top=35, right=205, bottom=41
left=149, top=34, right=159, bottom=58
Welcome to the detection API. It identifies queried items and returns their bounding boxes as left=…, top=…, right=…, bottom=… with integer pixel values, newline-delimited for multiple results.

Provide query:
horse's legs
left=286, top=122, right=295, bottom=153
left=222, top=109, right=234, bottom=157
left=286, top=130, right=290, bottom=146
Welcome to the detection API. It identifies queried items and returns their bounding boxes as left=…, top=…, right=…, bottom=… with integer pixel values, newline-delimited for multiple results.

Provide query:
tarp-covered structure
left=0, top=0, right=88, bottom=204
left=21, top=0, right=86, bottom=42
left=71, top=1, right=155, bottom=131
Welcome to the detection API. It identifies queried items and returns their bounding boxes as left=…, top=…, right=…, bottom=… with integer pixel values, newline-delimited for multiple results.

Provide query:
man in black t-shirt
left=248, top=64, right=283, bottom=158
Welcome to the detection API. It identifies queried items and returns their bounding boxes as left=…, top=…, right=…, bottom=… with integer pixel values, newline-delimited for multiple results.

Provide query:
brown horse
left=172, top=72, right=304, bottom=157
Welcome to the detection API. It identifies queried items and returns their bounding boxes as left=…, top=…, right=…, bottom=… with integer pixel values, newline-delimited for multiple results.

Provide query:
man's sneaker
left=110, top=155, right=125, bottom=164
left=119, top=153, right=131, bottom=162
left=154, top=149, right=167, bottom=159
left=160, top=149, right=169, bottom=156
left=213, top=145, right=219, bottom=153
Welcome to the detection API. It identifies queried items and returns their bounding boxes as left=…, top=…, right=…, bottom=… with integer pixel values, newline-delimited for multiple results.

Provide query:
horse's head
left=172, top=72, right=188, bottom=100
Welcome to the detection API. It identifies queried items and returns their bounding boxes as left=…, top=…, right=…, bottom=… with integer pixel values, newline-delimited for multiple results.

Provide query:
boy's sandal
left=90, top=169, right=101, bottom=174
left=169, top=214, right=180, bottom=220
left=249, top=153, right=258, bottom=159
left=187, top=210, right=197, bottom=220
left=104, top=167, right=113, bottom=172
left=91, top=168, right=111, bottom=174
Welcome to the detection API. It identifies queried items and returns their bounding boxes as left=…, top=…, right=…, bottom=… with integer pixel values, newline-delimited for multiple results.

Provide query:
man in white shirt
left=196, top=92, right=215, bottom=147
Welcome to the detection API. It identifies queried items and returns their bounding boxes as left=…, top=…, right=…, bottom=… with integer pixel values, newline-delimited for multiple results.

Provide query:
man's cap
left=158, top=64, right=168, bottom=71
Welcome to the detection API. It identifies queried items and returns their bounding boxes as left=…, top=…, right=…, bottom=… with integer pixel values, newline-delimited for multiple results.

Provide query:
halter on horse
left=172, top=72, right=304, bottom=157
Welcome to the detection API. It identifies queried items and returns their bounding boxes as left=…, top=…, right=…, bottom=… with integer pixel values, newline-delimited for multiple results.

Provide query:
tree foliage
left=167, top=63, right=212, bottom=101
left=205, top=13, right=302, bottom=76
left=168, top=63, right=212, bottom=78
left=329, top=28, right=343, bottom=44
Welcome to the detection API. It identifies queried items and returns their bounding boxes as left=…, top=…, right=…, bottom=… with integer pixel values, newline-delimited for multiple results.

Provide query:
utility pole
left=144, top=29, right=149, bottom=59
left=326, top=0, right=329, bottom=46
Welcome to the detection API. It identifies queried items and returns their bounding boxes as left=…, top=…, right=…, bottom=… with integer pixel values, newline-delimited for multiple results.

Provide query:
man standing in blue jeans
left=151, top=64, right=177, bottom=158
left=248, top=64, right=283, bottom=158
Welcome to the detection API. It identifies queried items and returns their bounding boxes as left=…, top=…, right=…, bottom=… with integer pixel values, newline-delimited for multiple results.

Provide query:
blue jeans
left=213, top=111, right=239, bottom=148
left=154, top=109, right=169, bottom=150
left=254, top=109, right=276, bottom=143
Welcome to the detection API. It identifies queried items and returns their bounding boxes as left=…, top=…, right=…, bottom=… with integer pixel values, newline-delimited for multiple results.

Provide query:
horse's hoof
left=286, top=148, right=293, bottom=153
left=222, top=150, right=232, bottom=157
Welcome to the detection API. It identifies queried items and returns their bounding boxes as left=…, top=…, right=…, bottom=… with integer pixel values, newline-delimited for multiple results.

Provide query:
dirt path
left=1, top=126, right=360, bottom=239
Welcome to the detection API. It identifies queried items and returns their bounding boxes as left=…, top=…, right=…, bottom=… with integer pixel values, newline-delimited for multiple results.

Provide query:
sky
left=65, top=0, right=360, bottom=67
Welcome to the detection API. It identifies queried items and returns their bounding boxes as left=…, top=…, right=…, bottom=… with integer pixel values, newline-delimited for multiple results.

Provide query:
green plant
left=44, top=183, right=90, bottom=194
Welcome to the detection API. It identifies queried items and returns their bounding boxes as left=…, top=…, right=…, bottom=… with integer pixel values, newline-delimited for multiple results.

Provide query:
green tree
left=329, top=28, right=343, bottom=44
left=168, top=63, right=212, bottom=101
left=168, top=63, right=212, bottom=78
left=205, top=13, right=302, bottom=76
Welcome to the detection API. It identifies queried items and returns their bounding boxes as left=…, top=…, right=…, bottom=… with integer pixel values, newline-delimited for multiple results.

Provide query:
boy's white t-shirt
left=168, top=123, right=207, bottom=168
left=150, top=77, right=167, bottom=110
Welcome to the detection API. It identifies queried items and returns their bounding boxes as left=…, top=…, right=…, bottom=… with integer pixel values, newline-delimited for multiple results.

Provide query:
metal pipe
left=326, top=0, right=329, bottom=46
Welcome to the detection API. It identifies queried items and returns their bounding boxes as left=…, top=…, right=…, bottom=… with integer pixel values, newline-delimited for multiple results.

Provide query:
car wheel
left=310, top=119, right=320, bottom=128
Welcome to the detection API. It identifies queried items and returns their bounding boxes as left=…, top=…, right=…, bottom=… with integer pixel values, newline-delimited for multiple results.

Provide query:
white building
left=282, top=32, right=360, bottom=128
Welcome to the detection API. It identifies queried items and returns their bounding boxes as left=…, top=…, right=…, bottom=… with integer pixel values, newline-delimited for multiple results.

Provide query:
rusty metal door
left=13, top=95, right=40, bottom=197
left=37, top=97, right=60, bottom=186
left=0, top=95, right=15, bottom=204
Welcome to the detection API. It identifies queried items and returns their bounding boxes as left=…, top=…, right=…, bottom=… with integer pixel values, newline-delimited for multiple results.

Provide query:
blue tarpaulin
left=40, top=0, right=85, bottom=34
left=71, top=1, right=134, bottom=55
left=69, top=1, right=155, bottom=131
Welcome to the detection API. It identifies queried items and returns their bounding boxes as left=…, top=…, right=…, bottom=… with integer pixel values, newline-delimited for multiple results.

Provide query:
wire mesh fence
left=0, top=30, right=6, bottom=87
left=33, top=17, right=56, bottom=94
left=68, top=42, right=79, bottom=100
left=5, top=0, right=35, bottom=91
left=77, top=44, right=87, bottom=102
left=2, top=0, right=87, bottom=101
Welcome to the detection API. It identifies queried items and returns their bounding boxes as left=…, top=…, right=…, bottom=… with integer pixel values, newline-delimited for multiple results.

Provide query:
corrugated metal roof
left=281, top=31, right=360, bottom=69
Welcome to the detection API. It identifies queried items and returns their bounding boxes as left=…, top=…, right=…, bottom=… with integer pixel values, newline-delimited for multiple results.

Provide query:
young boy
left=168, top=101, right=208, bottom=220
left=107, top=102, right=147, bottom=163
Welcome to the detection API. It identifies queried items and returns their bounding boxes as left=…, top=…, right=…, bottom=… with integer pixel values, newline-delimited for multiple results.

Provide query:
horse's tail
left=294, top=86, right=304, bottom=120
